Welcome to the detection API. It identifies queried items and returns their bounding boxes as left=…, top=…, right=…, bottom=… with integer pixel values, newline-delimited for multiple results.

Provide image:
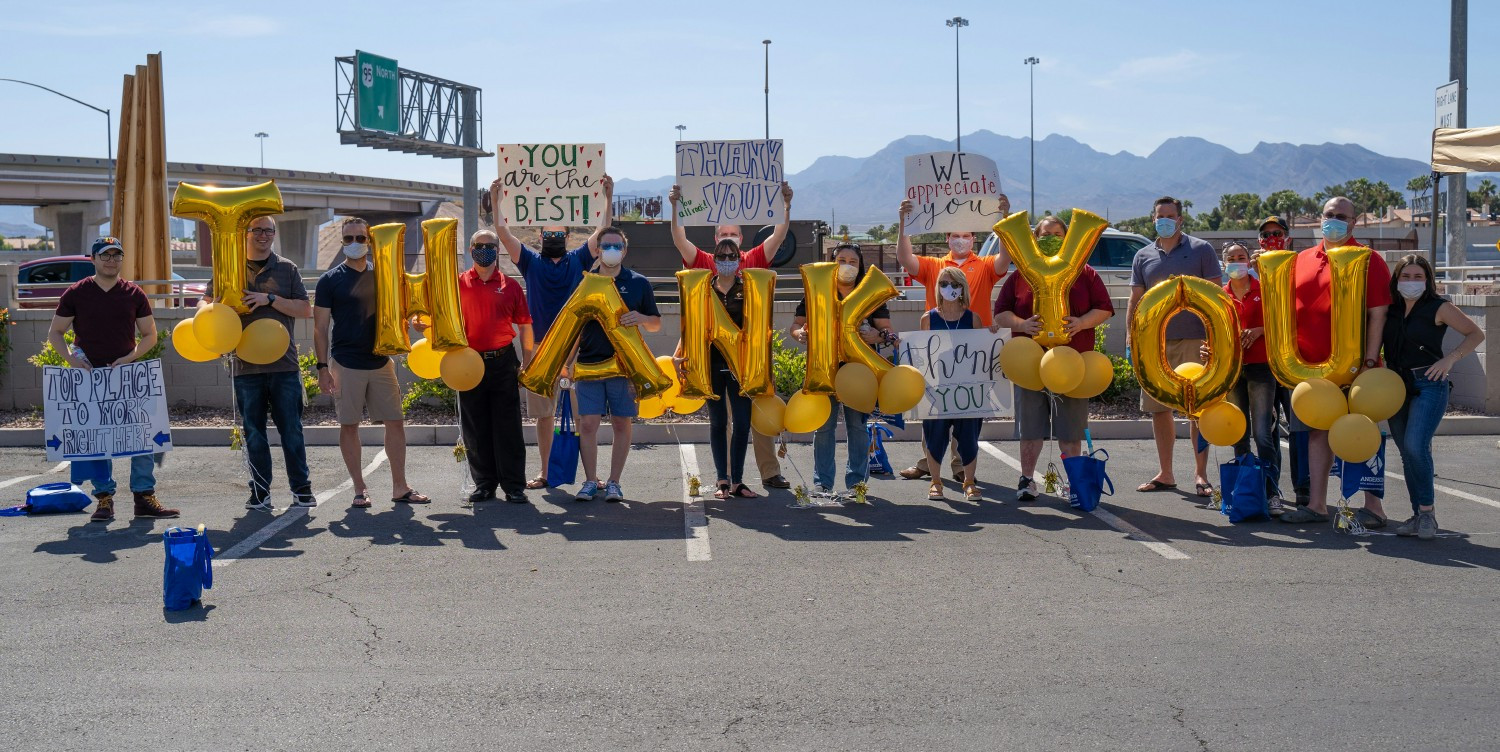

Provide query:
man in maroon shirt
left=47, top=237, right=179, bottom=523
left=457, top=229, right=535, bottom=504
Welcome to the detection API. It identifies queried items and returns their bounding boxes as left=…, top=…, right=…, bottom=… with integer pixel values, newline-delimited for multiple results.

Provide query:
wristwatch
left=316, top=362, right=328, bottom=370
left=1363, top=358, right=1379, bottom=368
left=267, top=293, right=277, bottom=304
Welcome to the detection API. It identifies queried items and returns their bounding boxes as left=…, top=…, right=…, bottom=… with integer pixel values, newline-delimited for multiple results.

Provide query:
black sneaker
left=1017, top=476, right=1038, bottom=502
left=245, top=496, right=274, bottom=513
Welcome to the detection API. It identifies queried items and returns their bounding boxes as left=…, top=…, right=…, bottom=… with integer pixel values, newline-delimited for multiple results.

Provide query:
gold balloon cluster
left=1290, top=369, right=1403, bottom=462
left=638, top=355, right=706, bottom=418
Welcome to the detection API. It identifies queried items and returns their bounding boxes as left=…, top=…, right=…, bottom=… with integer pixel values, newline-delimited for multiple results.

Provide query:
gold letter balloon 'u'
left=1258, top=247, right=1371, bottom=387
left=1129, top=276, right=1241, bottom=415
left=991, top=208, right=1109, bottom=348
left=370, top=219, right=468, bottom=356
left=170, top=181, right=284, bottom=315
left=677, top=268, right=776, bottom=399
left=519, top=272, right=672, bottom=401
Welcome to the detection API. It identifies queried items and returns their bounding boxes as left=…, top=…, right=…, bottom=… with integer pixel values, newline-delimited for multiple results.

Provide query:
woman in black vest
left=1382, top=254, right=1484, bottom=540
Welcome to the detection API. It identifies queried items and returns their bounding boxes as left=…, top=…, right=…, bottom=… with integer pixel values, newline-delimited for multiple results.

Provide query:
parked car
left=16, top=255, right=208, bottom=308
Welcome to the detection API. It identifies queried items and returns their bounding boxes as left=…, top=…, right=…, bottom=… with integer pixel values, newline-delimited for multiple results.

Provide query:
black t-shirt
left=709, top=276, right=747, bottom=370
left=314, top=261, right=387, bottom=370
left=576, top=268, right=660, bottom=364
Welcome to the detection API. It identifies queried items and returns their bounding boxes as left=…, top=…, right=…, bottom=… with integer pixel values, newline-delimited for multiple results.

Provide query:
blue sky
left=2, top=0, right=1496, bottom=188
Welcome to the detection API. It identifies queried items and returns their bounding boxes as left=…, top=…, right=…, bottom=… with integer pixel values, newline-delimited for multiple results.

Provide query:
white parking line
left=1279, top=440, right=1500, bottom=510
left=978, top=441, right=1191, bottom=560
left=678, top=444, right=711, bottom=561
left=0, top=462, right=69, bottom=491
left=214, top=450, right=388, bottom=566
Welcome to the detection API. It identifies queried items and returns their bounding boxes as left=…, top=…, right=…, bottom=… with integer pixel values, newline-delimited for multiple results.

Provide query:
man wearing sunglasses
left=456, top=229, right=534, bottom=504
left=199, top=216, right=315, bottom=512
left=488, top=174, right=615, bottom=491
left=1255, top=215, right=1309, bottom=501
left=314, top=217, right=431, bottom=508
left=1278, top=196, right=1392, bottom=526
left=667, top=180, right=797, bottom=491
left=48, top=237, right=179, bottom=523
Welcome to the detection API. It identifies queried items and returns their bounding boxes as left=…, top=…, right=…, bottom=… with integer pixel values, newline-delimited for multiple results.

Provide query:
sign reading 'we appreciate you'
left=674, top=139, right=784, bottom=226
left=497, top=143, right=606, bottom=227
left=903, top=151, right=1005, bottom=234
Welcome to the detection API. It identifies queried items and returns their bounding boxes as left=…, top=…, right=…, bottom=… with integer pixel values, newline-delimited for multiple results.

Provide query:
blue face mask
left=1154, top=217, right=1178, bottom=237
left=471, top=246, right=497, bottom=267
left=715, top=259, right=739, bottom=276
left=1321, top=218, right=1350, bottom=244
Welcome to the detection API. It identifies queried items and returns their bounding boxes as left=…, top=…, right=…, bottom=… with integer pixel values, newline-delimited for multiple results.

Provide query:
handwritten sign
left=496, top=143, right=606, bottom=226
left=903, top=151, right=1005, bottom=234
left=896, top=329, right=1013, bottom=419
left=674, top=139, right=784, bottom=226
left=42, top=359, right=173, bottom=462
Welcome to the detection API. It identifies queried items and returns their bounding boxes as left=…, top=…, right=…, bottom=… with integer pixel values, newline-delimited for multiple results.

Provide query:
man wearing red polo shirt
left=457, top=230, right=534, bottom=504
left=1279, top=196, right=1392, bottom=525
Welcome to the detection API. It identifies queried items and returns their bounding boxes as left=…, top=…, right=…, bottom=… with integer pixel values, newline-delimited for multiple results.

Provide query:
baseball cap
left=90, top=237, right=124, bottom=256
left=1257, top=216, right=1288, bottom=233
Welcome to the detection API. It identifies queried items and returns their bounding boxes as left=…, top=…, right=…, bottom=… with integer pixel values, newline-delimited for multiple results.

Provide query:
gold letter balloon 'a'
left=991, top=208, right=1109, bottom=348
left=799, top=262, right=899, bottom=394
left=1258, top=247, right=1371, bottom=387
left=519, top=273, right=672, bottom=401
left=371, top=219, right=468, bottom=356
left=677, top=268, right=776, bottom=399
left=1129, top=276, right=1241, bottom=415
left=170, top=181, right=284, bottom=314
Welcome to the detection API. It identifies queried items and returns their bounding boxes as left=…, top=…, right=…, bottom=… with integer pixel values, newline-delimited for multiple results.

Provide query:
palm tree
left=1407, top=175, right=1432, bottom=216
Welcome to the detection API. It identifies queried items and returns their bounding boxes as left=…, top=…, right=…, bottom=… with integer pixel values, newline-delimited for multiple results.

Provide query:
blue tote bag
left=1330, top=435, right=1386, bottom=500
left=1218, top=454, right=1271, bottom=523
left=0, top=482, right=93, bottom=516
left=547, top=390, right=581, bottom=488
left=1062, top=449, right=1113, bottom=513
left=163, top=526, right=213, bottom=611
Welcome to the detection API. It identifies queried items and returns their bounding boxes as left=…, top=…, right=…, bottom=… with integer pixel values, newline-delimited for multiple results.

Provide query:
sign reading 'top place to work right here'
left=42, top=360, right=173, bottom=462
left=674, top=139, right=784, bottom=226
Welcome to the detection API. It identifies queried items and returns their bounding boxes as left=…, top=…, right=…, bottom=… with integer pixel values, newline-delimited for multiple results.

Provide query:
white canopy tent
left=1429, top=126, right=1500, bottom=260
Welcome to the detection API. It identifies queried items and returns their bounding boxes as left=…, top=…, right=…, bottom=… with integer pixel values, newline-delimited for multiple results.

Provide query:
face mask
left=1260, top=234, right=1287, bottom=251
left=541, top=235, right=568, bottom=258
left=1154, top=217, right=1178, bottom=237
left=837, top=263, right=859, bottom=284
left=1226, top=262, right=1249, bottom=280
left=715, top=259, right=739, bottom=276
left=947, top=237, right=972, bottom=255
left=939, top=284, right=963, bottom=302
left=599, top=246, right=624, bottom=267
left=342, top=242, right=369, bottom=260
left=471, top=246, right=497, bottom=267
left=1321, top=218, right=1350, bottom=244
left=1397, top=280, right=1426, bottom=300
left=1036, top=235, right=1064, bottom=256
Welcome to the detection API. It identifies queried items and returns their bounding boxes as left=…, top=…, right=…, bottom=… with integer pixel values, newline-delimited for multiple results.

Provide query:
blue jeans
left=235, top=371, right=311, bottom=501
left=1386, top=373, right=1450, bottom=513
left=813, top=400, right=869, bottom=491
left=71, top=454, right=156, bottom=496
left=1228, top=363, right=1283, bottom=499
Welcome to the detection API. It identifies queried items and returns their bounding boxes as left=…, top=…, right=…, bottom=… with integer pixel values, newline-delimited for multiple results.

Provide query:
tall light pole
left=946, top=17, right=969, bottom=150
left=254, top=132, right=269, bottom=168
left=1, top=78, right=113, bottom=212
left=1023, top=57, right=1040, bottom=217
left=675, top=124, right=685, bottom=142
left=762, top=39, right=771, bottom=140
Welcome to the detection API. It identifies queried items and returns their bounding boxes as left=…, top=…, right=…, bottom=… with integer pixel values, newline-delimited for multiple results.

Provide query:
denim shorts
left=573, top=377, right=638, bottom=417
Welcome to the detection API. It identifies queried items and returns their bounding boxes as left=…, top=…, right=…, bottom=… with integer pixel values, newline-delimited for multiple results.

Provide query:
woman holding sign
left=790, top=244, right=897, bottom=496
left=920, top=267, right=984, bottom=502
left=991, top=216, right=1114, bottom=502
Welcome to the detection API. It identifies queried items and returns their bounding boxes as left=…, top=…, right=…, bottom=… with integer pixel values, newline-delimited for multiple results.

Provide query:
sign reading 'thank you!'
left=496, top=143, right=606, bottom=227
left=43, top=360, right=173, bottom=462
left=674, top=139, right=784, bottom=226
left=896, top=329, right=1013, bottom=420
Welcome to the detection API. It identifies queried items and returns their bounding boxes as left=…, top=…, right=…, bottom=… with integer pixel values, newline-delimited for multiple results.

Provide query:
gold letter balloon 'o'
left=1129, top=276, right=1241, bottom=415
left=170, top=181, right=284, bottom=315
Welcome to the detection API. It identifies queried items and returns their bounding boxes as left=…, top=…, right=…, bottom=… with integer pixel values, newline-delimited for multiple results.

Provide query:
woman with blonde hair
left=921, top=266, right=985, bottom=501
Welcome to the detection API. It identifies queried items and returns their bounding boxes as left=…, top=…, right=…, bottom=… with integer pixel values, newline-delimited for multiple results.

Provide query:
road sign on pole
left=1435, top=80, right=1460, bottom=129
left=355, top=50, right=400, bottom=133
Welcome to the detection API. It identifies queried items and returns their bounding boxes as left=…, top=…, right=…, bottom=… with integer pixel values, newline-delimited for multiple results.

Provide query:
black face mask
left=541, top=235, right=568, bottom=257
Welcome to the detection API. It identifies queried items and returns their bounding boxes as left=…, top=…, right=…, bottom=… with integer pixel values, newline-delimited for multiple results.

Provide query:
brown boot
left=898, top=466, right=930, bottom=480
left=89, top=493, right=115, bottom=522
left=133, top=491, right=180, bottom=519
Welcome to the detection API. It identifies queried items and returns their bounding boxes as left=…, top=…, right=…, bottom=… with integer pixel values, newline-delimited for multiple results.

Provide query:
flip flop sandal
left=393, top=490, right=432, bottom=504
left=714, top=482, right=731, bottom=500
left=351, top=493, right=371, bottom=509
left=525, top=477, right=548, bottom=490
left=730, top=485, right=759, bottom=498
left=1196, top=483, right=1214, bottom=498
left=1136, top=480, right=1177, bottom=493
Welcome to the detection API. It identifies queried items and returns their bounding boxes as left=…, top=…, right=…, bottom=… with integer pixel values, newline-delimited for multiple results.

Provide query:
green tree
left=1263, top=189, right=1307, bottom=224
left=1114, top=216, right=1154, bottom=236
left=1315, top=179, right=1405, bottom=222
left=1406, top=175, right=1432, bottom=212
left=1468, top=178, right=1497, bottom=212
left=867, top=224, right=888, bottom=241
left=1215, top=193, right=1263, bottom=229
left=837, top=224, right=850, bottom=237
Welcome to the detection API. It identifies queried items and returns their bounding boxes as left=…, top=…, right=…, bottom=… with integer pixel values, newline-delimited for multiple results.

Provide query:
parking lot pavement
left=2, top=436, right=1499, bottom=751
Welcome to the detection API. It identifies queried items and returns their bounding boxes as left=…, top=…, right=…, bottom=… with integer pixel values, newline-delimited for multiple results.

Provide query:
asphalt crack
left=308, top=541, right=383, bottom=662
left=1170, top=704, right=1211, bottom=751
left=1017, top=527, right=1157, bottom=595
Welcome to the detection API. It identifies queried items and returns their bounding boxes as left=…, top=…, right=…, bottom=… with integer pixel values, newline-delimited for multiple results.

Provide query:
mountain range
left=617, top=130, right=1434, bottom=228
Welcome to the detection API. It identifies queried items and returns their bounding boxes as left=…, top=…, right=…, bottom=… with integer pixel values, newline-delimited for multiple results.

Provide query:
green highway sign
left=355, top=50, right=400, bottom=133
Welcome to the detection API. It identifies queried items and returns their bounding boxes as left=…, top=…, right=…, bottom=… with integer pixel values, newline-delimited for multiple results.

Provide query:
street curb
left=5, top=415, right=1499, bottom=448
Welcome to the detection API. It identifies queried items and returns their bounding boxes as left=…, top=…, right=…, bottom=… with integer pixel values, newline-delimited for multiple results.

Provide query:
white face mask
left=939, top=284, right=963, bottom=302
left=342, top=243, right=369, bottom=259
left=1397, top=280, right=1426, bottom=300
left=600, top=248, right=624, bottom=267
left=836, top=263, right=859, bottom=284
left=1226, top=262, right=1249, bottom=280
left=947, top=236, right=972, bottom=256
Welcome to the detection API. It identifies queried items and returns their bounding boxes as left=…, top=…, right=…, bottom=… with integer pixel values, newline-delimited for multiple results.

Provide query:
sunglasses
left=249, top=228, right=277, bottom=237
left=471, top=243, right=498, bottom=251
left=600, top=243, right=625, bottom=253
left=713, top=254, right=739, bottom=261
left=1322, top=212, right=1353, bottom=222
left=343, top=234, right=368, bottom=244
left=542, top=231, right=567, bottom=240
left=833, top=243, right=861, bottom=253
left=1259, top=230, right=1285, bottom=238
left=938, top=281, right=961, bottom=289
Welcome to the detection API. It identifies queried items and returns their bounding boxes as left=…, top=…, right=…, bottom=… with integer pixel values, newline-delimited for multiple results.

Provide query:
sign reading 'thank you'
left=674, top=139, right=784, bottom=226
left=43, top=359, right=173, bottom=462
left=496, top=143, right=606, bottom=227
left=896, top=329, right=1013, bottom=420
left=902, top=151, right=1005, bottom=234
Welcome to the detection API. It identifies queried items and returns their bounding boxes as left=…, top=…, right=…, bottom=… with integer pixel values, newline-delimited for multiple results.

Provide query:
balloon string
left=227, top=357, right=273, bottom=501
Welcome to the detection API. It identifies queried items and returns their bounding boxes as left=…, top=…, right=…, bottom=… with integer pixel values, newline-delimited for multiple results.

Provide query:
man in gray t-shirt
left=1126, top=196, right=1222, bottom=497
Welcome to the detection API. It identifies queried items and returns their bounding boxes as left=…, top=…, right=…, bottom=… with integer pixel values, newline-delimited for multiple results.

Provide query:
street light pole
left=762, top=40, right=771, bottom=140
left=0, top=78, right=113, bottom=212
left=1023, top=57, right=1040, bottom=217
left=675, top=124, right=685, bottom=142
left=255, top=132, right=269, bottom=168
left=946, top=17, right=968, bottom=150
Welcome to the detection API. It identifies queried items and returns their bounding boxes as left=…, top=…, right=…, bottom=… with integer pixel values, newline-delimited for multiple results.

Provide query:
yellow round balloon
left=656, top=355, right=679, bottom=391
left=171, top=319, right=219, bottom=363
left=1347, top=367, right=1405, bottom=423
left=406, top=338, right=444, bottom=380
left=1039, top=346, right=1086, bottom=394
left=1290, top=378, right=1348, bottom=430
left=439, top=347, right=484, bottom=391
left=672, top=396, right=706, bottom=415
left=192, top=302, right=244, bottom=355
left=834, top=362, right=879, bottom=413
left=750, top=394, right=787, bottom=436
left=637, top=395, right=667, bottom=420
left=877, top=364, right=926, bottom=414
left=1174, top=361, right=1205, bottom=381
left=784, top=391, right=833, bottom=434
left=1197, top=401, right=1247, bottom=446
left=1329, top=413, right=1381, bottom=463
left=999, top=337, right=1046, bottom=392
left=234, top=318, right=291, bottom=365
left=1066, top=350, right=1115, bottom=399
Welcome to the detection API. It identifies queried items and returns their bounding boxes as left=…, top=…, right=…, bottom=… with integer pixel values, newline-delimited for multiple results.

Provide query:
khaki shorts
left=526, top=387, right=557, bottom=422
left=1139, top=338, right=1205, bottom=413
left=1015, top=385, right=1088, bottom=441
left=331, top=360, right=404, bottom=424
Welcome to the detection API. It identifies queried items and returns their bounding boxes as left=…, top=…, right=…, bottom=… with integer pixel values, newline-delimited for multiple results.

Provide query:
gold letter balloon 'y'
left=991, top=208, right=1109, bottom=348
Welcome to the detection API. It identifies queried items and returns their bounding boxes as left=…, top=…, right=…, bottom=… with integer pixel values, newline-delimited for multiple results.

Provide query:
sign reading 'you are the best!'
left=496, top=143, right=606, bottom=226
left=674, top=139, right=784, bottom=226
left=42, top=359, right=173, bottom=462
left=896, top=330, right=1013, bottom=419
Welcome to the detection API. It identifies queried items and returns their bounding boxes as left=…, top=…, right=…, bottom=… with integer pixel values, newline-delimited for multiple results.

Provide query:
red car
left=16, top=255, right=207, bottom=309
